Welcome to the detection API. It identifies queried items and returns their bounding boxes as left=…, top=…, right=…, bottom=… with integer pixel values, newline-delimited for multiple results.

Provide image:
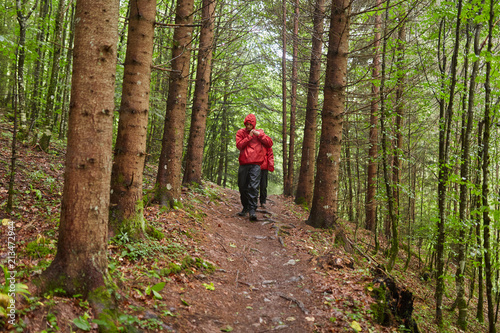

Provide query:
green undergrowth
left=110, top=233, right=186, bottom=262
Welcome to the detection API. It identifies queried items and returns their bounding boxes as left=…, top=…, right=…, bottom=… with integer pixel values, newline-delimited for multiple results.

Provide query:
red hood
left=244, top=114, right=256, bottom=129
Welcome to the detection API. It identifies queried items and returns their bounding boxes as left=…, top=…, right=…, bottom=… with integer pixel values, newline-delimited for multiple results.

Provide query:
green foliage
left=145, top=225, right=164, bottom=240
left=145, top=282, right=166, bottom=299
left=73, top=313, right=92, bottom=331
left=0, top=267, right=30, bottom=319
left=115, top=240, right=185, bottom=262
left=160, top=255, right=216, bottom=276
left=24, top=238, right=55, bottom=259
left=40, top=312, right=59, bottom=332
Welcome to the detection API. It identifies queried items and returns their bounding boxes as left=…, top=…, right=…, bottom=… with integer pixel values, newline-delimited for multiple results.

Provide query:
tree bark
left=282, top=0, right=289, bottom=195
left=295, top=0, right=325, bottom=207
left=436, top=0, right=462, bottom=325
left=15, top=0, right=38, bottom=137
left=39, top=0, right=67, bottom=151
left=41, top=0, right=119, bottom=298
left=284, top=0, right=299, bottom=197
left=482, top=1, right=495, bottom=331
left=365, top=0, right=381, bottom=231
left=307, top=0, right=349, bottom=229
left=387, top=10, right=406, bottom=271
left=455, top=21, right=479, bottom=331
left=29, top=0, right=49, bottom=135
left=183, top=0, right=217, bottom=186
left=109, top=0, right=157, bottom=239
left=156, top=0, right=195, bottom=207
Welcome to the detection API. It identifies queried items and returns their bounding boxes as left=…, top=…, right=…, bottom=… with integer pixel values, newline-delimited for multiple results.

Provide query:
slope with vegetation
left=0, top=121, right=495, bottom=333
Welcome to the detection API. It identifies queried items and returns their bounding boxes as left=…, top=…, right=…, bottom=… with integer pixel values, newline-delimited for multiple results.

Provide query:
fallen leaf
left=350, top=321, right=362, bottom=332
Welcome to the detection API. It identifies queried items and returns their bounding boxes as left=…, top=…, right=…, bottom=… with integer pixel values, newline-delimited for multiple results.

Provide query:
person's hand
left=251, top=129, right=260, bottom=137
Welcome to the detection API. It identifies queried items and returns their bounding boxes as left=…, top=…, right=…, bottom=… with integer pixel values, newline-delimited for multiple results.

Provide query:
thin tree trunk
left=15, top=0, right=38, bottom=137
left=41, top=0, right=119, bottom=299
left=282, top=0, right=289, bottom=195
left=475, top=121, right=485, bottom=323
left=39, top=0, right=67, bottom=151
left=436, top=0, right=462, bottom=325
left=378, top=0, right=398, bottom=272
left=387, top=9, right=406, bottom=271
left=295, top=0, right=325, bottom=207
left=482, top=1, right=495, bottom=331
left=58, top=4, right=76, bottom=140
left=455, top=20, right=479, bottom=330
left=365, top=0, right=381, bottom=232
left=6, top=70, right=19, bottom=212
left=183, top=0, right=217, bottom=186
left=284, top=0, right=299, bottom=196
left=307, top=0, right=349, bottom=229
left=344, top=120, right=354, bottom=222
left=7, top=0, right=38, bottom=210
left=156, top=0, right=195, bottom=207
left=29, top=0, right=49, bottom=134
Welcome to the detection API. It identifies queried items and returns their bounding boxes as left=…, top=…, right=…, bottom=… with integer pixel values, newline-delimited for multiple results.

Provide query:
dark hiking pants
left=259, top=169, right=269, bottom=206
left=238, top=164, right=261, bottom=213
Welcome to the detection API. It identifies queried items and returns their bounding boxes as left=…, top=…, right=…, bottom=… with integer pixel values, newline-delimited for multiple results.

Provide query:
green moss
left=370, top=285, right=390, bottom=325
left=146, top=225, right=164, bottom=240
left=160, top=256, right=216, bottom=276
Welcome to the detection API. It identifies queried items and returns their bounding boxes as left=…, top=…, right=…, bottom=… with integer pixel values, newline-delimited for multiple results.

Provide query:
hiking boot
left=237, top=209, right=248, bottom=216
left=249, top=211, right=257, bottom=221
left=260, top=204, right=266, bottom=209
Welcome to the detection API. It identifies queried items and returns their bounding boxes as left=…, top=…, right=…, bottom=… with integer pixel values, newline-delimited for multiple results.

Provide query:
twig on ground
left=215, top=232, right=229, bottom=253
left=278, top=293, right=309, bottom=314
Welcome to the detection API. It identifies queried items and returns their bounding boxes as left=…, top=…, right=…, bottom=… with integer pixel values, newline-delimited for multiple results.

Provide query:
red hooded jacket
left=236, top=114, right=273, bottom=165
left=261, top=147, right=274, bottom=172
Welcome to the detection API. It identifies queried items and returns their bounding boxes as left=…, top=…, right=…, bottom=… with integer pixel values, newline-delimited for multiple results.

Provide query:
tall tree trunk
left=8, top=0, right=37, bottom=210
left=15, top=0, right=37, bottom=138
left=455, top=21, right=479, bottom=330
left=41, top=0, right=119, bottom=298
left=284, top=0, right=299, bottom=196
left=378, top=0, right=397, bottom=271
left=183, top=0, right=217, bottom=186
left=29, top=0, right=49, bottom=134
left=474, top=121, right=485, bottom=322
left=344, top=119, right=354, bottom=222
left=39, top=0, right=67, bottom=151
left=307, top=0, right=349, bottom=229
left=365, top=0, right=381, bottom=232
left=6, top=72, right=19, bottom=213
left=109, top=0, right=156, bottom=239
left=436, top=0, right=462, bottom=325
left=156, top=0, right=195, bottom=207
left=295, top=0, right=325, bottom=207
left=282, top=0, right=289, bottom=195
left=58, top=4, right=76, bottom=140
left=482, top=1, right=495, bottom=331
left=387, top=10, right=406, bottom=271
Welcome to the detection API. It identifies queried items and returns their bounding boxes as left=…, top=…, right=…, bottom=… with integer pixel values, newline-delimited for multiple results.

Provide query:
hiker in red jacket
left=236, top=114, right=273, bottom=221
left=259, top=146, right=274, bottom=209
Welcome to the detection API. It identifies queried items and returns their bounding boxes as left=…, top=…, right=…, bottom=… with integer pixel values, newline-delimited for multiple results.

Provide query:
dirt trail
left=175, top=191, right=320, bottom=332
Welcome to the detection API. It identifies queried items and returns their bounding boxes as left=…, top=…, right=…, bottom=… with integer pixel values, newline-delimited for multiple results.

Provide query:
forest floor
left=0, top=126, right=495, bottom=332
